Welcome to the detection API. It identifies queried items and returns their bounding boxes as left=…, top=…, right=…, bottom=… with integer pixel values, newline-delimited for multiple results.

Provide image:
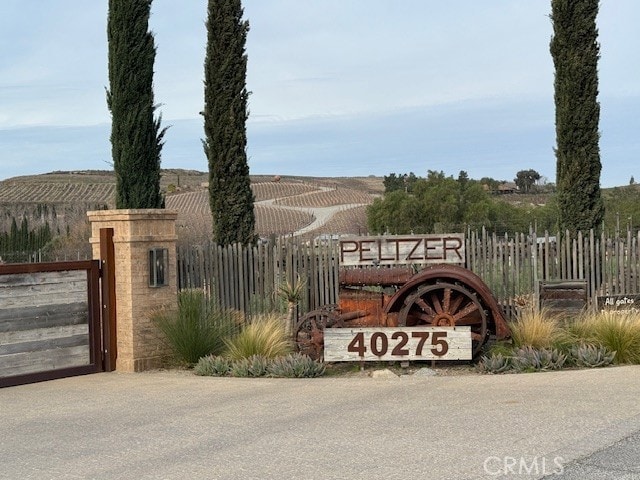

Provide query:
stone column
left=87, top=209, right=178, bottom=372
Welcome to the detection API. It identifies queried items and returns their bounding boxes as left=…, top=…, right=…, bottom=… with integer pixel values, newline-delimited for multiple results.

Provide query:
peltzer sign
left=339, top=234, right=465, bottom=267
left=324, top=326, right=472, bottom=362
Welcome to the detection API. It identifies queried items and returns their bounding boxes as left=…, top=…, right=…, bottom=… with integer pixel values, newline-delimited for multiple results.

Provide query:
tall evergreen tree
left=550, top=0, right=604, bottom=233
left=107, top=0, right=165, bottom=209
left=203, top=0, right=255, bottom=245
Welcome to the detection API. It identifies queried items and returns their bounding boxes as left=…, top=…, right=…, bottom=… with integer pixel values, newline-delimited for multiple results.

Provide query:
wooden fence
left=177, top=229, right=640, bottom=319
left=177, top=238, right=340, bottom=317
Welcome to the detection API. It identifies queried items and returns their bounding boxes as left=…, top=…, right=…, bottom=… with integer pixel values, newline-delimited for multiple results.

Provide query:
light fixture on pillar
left=149, top=248, right=168, bottom=287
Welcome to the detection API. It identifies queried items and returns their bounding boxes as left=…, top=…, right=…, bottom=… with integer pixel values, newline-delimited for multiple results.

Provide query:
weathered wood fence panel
left=177, top=238, right=340, bottom=315
left=178, top=230, right=640, bottom=319
left=0, top=261, right=103, bottom=386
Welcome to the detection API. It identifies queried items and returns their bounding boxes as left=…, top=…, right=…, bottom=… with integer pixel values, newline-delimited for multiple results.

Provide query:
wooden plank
left=0, top=302, right=87, bottom=332
left=0, top=324, right=88, bottom=347
left=0, top=269, right=85, bottom=287
left=0, top=332, right=88, bottom=356
left=0, top=345, right=90, bottom=378
left=324, top=326, right=472, bottom=362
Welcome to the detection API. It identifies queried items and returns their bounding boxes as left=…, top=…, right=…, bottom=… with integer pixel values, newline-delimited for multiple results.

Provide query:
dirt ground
left=323, top=360, right=479, bottom=377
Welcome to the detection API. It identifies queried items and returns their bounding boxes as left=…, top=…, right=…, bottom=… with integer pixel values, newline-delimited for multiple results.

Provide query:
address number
left=348, top=331, right=449, bottom=357
left=323, top=327, right=472, bottom=362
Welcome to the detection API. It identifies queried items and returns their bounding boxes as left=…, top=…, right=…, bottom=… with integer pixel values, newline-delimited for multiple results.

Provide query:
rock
left=413, top=367, right=438, bottom=377
left=371, top=368, right=399, bottom=379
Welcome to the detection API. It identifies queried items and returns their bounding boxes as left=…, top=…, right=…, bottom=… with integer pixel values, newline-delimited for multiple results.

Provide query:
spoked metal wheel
left=294, top=308, right=345, bottom=361
left=398, top=281, right=488, bottom=356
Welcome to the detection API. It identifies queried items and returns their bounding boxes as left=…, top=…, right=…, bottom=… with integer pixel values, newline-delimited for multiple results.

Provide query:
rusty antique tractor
left=294, top=235, right=510, bottom=360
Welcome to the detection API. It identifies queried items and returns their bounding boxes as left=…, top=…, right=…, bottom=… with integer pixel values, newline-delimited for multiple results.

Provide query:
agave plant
left=478, top=353, right=512, bottom=374
left=570, top=344, right=616, bottom=368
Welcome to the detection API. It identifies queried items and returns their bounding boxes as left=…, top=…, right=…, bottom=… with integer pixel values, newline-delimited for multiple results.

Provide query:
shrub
left=229, top=357, right=252, bottom=377
left=194, top=353, right=325, bottom=378
left=570, top=312, right=640, bottom=364
left=194, top=355, right=232, bottom=376
left=152, top=289, right=242, bottom=365
left=509, top=307, right=564, bottom=350
left=478, top=353, right=511, bottom=374
left=246, top=355, right=270, bottom=377
left=266, top=353, right=326, bottom=378
left=224, top=313, right=293, bottom=360
left=193, top=355, right=236, bottom=377
left=226, top=355, right=270, bottom=377
left=569, top=344, right=616, bottom=368
left=512, top=346, right=566, bottom=372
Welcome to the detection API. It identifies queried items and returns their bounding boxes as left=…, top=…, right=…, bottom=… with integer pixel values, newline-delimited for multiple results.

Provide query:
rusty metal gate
left=0, top=230, right=116, bottom=388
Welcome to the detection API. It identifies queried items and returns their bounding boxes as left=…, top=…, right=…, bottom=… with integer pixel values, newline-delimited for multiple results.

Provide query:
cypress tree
left=107, top=0, right=166, bottom=209
left=550, top=0, right=604, bottom=233
left=203, top=0, right=255, bottom=245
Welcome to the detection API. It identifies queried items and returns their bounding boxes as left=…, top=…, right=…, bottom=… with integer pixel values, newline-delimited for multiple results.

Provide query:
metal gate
left=0, top=257, right=114, bottom=388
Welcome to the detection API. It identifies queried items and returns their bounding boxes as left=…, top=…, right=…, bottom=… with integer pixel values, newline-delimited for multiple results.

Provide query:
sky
left=1, top=1, right=639, bottom=187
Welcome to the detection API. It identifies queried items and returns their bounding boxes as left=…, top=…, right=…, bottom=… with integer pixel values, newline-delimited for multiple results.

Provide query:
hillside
left=0, top=170, right=384, bottom=244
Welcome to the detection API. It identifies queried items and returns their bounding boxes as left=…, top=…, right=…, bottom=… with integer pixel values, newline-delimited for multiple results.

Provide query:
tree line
left=0, top=217, right=52, bottom=263
left=368, top=170, right=640, bottom=237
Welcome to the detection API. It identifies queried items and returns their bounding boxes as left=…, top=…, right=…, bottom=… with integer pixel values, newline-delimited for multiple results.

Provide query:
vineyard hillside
left=0, top=170, right=384, bottom=247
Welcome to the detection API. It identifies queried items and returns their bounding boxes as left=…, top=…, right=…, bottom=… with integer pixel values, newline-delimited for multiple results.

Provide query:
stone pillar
left=87, top=209, right=178, bottom=372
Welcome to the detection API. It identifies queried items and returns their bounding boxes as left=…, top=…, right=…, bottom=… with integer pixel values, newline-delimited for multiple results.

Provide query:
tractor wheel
left=397, top=281, right=488, bottom=356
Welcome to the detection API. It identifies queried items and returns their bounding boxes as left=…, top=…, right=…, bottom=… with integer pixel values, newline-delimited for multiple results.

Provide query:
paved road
left=541, top=429, right=640, bottom=479
left=1, top=366, right=640, bottom=479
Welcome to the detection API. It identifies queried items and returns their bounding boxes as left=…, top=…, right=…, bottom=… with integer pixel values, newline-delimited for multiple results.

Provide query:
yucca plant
left=152, top=289, right=242, bottom=366
left=277, top=274, right=306, bottom=336
left=224, top=313, right=294, bottom=360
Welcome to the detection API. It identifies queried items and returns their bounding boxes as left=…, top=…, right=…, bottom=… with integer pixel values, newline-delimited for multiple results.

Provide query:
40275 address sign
left=323, top=326, right=472, bottom=362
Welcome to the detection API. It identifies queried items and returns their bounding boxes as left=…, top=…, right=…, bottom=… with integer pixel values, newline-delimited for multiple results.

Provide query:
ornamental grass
left=152, top=289, right=242, bottom=366
left=567, top=312, right=640, bottom=364
left=509, top=306, right=566, bottom=350
left=224, top=313, right=293, bottom=360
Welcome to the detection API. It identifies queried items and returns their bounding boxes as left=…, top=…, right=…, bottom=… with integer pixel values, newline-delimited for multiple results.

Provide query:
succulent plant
left=512, top=346, right=566, bottom=371
left=267, top=353, right=326, bottom=378
left=478, top=353, right=512, bottom=374
left=194, top=355, right=232, bottom=376
left=229, top=357, right=252, bottom=377
left=570, top=344, right=616, bottom=368
left=246, top=354, right=269, bottom=377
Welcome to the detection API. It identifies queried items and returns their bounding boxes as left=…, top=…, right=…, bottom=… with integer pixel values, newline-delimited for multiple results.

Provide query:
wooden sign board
left=324, top=326, right=472, bottom=362
left=597, top=294, right=640, bottom=314
left=339, top=234, right=465, bottom=267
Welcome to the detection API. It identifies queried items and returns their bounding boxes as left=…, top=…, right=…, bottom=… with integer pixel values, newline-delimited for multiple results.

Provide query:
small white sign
left=323, top=326, right=472, bottom=362
left=339, top=234, right=465, bottom=267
